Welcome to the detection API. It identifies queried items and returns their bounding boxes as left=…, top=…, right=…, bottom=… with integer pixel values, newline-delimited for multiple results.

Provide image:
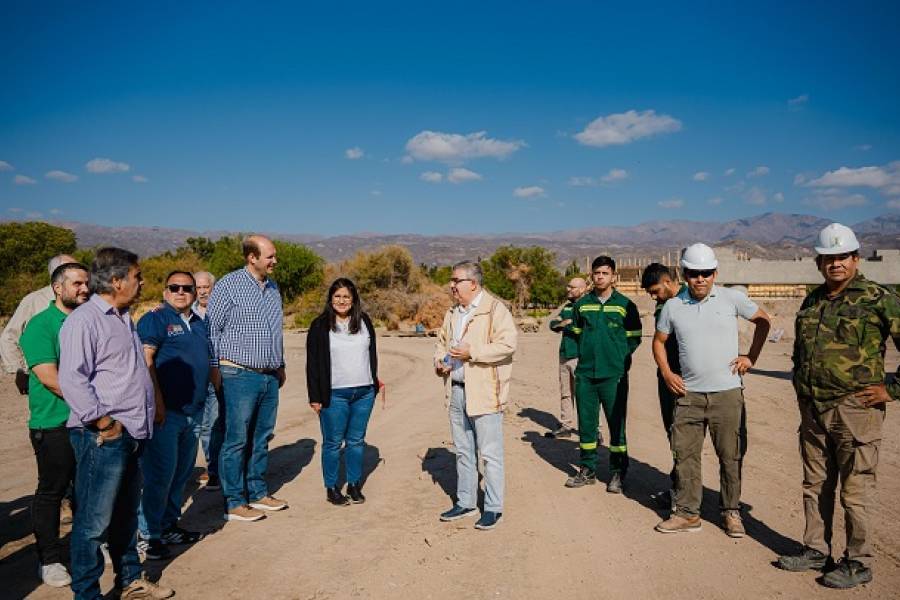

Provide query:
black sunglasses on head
left=167, top=284, right=195, bottom=293
left=684, top=269, right=715, bottom=279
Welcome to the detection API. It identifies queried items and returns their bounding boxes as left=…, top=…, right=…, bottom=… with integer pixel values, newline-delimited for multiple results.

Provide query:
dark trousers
left=657, top=376, right=678, bottom=487
left=29, top=425, right=76, bottom=565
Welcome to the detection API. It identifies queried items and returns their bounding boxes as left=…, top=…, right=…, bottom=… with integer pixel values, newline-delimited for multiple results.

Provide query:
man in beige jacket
left=434, top=260, right=517, bottom=530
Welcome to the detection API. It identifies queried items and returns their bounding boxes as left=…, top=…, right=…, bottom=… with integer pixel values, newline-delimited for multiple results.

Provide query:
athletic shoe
left=474, top=512, right=502, bottom=530
left=722, top=510, right=745, bottom=538
left=821, top=558, right=873, bottom=589
left=327, top=487, right=350, bottom=506
left=204, top=474, right=221, bottom=491
left=565, top=467, right=597, bottom=488
left=346, top=483, right=366, bottom=504
left=655, top=514, right=701, bottom=533
left=137, top=537, right=171, bottom=560
left=39, top=562, right=71, bottom=587
left=161, top=525, right=203, bottom=545
left=225, top=505, right=266, bottom=522
left=607, top=472, right=624, bottom=494
left=776, top=547, right=830, bottom=572
left=249, top=495, right=288, bottom=511
left=439, top=505, right=478, bottom=521
left=116, top=576, right=175, bottom=599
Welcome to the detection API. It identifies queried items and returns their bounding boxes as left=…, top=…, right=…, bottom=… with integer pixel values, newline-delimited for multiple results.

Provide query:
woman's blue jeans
left=319, top=385, right=375, bottom=488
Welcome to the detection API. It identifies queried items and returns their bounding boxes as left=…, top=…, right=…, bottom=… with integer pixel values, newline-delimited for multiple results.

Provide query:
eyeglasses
left=450, top=278, right=474, bottom=285
left=166, top=284, right=195, bottom=293
left=684, top=269, right=715, bottom=279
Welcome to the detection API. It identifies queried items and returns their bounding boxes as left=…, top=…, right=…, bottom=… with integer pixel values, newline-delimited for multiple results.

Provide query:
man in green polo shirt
left=20, top=262, right=90, bottom=588
left=565, top=256, right=643, bottom=494
left=547, top=277, right=588, bottom=438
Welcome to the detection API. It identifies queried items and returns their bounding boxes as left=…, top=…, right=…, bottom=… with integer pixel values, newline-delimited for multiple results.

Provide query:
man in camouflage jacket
left=778, top=223, right=900, bottom=589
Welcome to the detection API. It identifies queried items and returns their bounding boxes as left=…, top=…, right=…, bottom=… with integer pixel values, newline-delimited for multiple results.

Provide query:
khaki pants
left=558, top=357, right=578, bottom=427
left=799, top=397, right=884, bottom=567
left=672, top=388, right=746, bottom=517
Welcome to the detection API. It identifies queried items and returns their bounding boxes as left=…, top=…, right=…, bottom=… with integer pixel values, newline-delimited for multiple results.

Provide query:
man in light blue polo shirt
left=652, top=243, right=770, bottom=538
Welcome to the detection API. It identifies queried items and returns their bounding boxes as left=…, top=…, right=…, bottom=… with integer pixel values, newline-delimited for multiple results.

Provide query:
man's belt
left=451, top=381, right=465, bottom=388
left=220, top=359, right=279, bottom=375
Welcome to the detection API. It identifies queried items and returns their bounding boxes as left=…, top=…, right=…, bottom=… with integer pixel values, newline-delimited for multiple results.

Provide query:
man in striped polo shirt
left=208, top=235, right=288, bottom=522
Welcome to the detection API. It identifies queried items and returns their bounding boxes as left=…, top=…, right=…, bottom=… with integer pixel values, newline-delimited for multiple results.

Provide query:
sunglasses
left=166, top=284, right=195, bottom=293
left=685, top=269, right=715, bottom=279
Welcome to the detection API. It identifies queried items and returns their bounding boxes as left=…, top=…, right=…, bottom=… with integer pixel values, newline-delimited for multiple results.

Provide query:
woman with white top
left=305, top=278, right=379, bottom=506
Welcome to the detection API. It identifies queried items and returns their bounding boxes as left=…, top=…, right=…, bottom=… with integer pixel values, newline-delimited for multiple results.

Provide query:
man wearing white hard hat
left=652, top=243, right=771, bottom=538
left=776, top=223, right=900, bottom=589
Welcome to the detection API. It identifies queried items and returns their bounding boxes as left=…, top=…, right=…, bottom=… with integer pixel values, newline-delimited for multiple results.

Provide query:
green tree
left=345, top=245, right=423, bottom=294
left=185, top=236, right=216, bottom=260
left=271, top=241, right=324, bottom=302
left=481, top=245, right=563, bottom=310
left=0, top=222, right=77, bottom=315
left=206, top=235, right=245, bottom=278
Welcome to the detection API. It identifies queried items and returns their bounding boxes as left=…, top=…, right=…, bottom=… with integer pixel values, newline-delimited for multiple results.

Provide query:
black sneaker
left=137, top=537, right=171, bottom=560
left=346, top=483, right=366, bottom=504
left=161, top=525, right=203, bottom=545
left=821, top=558, right=872, bottom=589
left=204, top=474, right=221, bottom=491
left=607, top=472, right=624, bottom=494
left=776, top=547, right=829, bottom=572
left=439, top=504, right=478, bottom=521
left=565, top=467, right=597, bottom=488
left=474, top=511, right=502, bottom=530
left=327, top=487, right=350, bottom=506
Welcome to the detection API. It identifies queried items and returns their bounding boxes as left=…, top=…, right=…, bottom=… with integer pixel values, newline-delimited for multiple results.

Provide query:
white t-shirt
left=329, top=320, right=373, bottom=389
left=657, top=285, right=759, bottom=393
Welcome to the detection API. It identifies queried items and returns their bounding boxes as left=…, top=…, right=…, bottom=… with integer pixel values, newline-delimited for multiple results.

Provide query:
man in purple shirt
left=58, top=248, right=174, bottom=600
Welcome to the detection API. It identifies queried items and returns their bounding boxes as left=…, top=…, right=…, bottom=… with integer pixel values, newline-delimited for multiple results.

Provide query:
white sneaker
left=100, top=542, right=112, bottom=565
left=39, top=562, right=72, bottom=587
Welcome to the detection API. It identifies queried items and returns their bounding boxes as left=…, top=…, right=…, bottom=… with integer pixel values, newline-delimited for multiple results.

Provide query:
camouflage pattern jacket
left=792, top=273, right=900, bottom=412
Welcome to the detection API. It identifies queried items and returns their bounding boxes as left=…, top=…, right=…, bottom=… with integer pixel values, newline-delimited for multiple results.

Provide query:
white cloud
left=803, top=188, right=869, bottom=211
left=8, top=207, right=22, bottom=213
left=513, top=185, right=545, bottom=198
left=447, top=167, right=482, bottom=184
left=574, top=109, right=682, bottom=147
left=85, top=157, right=130, bottom=173
left=132, top=175, right=148, bottom=183
left=693, top=171, right=710, bottom=182
left=745, top=187, right=767, bottom=205
left=26, top=211, right=42, bottom=219
left=887, top=199, right=900, bottom=210
left=345, top=147, right=364, bottom=160
left=568, top=176, right=596, bottom=187
left=49, top=208, right=62, bottom=215
left=658, top=198, right=684, bottom=209
left=405, top=130, right=524, bottom=163
left=400, top=155, right=414, bottom=164
left=0, top=160, right=13, bottom=172
left=806, top=163, right=900, bottom=195
left=707, top=196, right=723, bottom=206
left=854, top=144, right=872, bottom=152
left=793, top=173, right=806, bottom=185
left=419, top=171, right=443, bottom=183
left=773, top=192, right=785, bottom=203
left=601, top=168, right=628, bottom=183
left=724, top=168, right=736, bottom=176
left=747, top=166, right=770, bottom=178
left=13, top=174, right=36, bottom=185
left=45, top=170, right=78, bottom=183
left=788, top=94, right=809, bottom=109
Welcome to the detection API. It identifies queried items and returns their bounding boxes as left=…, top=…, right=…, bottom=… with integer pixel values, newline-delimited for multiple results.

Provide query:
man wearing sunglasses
left=653, top=243, right=770, bottom=538
left=777, top=223, right=900, bottom=589
left=135, top=271, right=209, bottom=559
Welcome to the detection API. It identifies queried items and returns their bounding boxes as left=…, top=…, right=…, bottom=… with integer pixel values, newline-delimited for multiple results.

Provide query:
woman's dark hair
left=323, top=278, right=363, bottom=334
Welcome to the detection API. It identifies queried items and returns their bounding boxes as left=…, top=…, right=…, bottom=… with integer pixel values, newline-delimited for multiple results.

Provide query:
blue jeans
left=69, top=428, right=144, bottom=600
left=220, top=366, right=280, bottom=511
left=138, top=410, right=200, bottom=539
left=449, top=385, right=505, bottom=512
left=199, top=383, right=224, bottom=477
left=319, top=385, right=376, bottom=488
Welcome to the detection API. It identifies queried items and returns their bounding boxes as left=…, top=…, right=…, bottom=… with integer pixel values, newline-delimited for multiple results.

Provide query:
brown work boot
left=722, top=510, right=745, bottom=538
left=249, top=495, right=289, bottom=511
left=225, top=505, right=266, bottom=522
left=117, top=576, right=175, bottom=599
left=655, top=514, right=701, bottom=533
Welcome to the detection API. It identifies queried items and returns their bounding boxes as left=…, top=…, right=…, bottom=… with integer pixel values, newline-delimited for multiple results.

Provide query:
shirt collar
left=242, top=266, right=272, bottom=289
left=458, top=290, right=484, bottom=313
left=91, top=294, right=128, bottom=315
left=162, top=301, right=197, bottom=321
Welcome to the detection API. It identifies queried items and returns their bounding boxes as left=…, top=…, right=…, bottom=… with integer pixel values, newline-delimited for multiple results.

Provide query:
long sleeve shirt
left=58, top=294, right=155, bottom=439
left=1, top=285, right=54, bottom=373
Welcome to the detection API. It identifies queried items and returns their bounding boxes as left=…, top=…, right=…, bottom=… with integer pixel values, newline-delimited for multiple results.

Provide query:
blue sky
left=2, top=1, right=899, bottom=235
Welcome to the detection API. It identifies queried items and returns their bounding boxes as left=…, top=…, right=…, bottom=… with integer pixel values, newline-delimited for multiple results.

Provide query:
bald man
left=547, top=277, right=588, bottom=438
left=207, top=235, right=288, bottom=522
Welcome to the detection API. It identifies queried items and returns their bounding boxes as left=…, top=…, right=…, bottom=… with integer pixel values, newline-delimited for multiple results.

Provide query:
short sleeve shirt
left=20, top=302, right=70, bottom=428
left=657, top=285, right=758, bottom=392
left=137, top=303, right=210, bottom=414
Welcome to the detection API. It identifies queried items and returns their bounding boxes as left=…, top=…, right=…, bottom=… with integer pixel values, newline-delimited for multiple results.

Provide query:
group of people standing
left=2, top=221, right=896, bottom=595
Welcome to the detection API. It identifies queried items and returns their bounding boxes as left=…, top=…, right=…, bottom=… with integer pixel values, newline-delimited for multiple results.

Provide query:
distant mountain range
left=35, top=212, right=900, bottom=266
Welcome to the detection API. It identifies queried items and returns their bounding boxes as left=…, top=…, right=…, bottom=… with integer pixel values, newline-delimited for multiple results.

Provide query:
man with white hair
left=193, top=271, right=222, bottom=487
left=777, top=223, right=900, bottom=589
left=653, top=243, right=770, bottom=537
left=1, top=254, right=76, bottom=394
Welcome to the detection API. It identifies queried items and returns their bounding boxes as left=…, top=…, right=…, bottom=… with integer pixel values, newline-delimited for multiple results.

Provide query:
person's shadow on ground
left=0, top=494, right=65, bottom=599
left=518, top=407, right=799, bottom=557
left=144, top=437, right=317, bottom=582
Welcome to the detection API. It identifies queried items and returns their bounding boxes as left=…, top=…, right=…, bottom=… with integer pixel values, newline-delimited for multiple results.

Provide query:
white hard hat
left=680, top=243, right=718, bottom=270
left=814, top=223, right=860, bottom=255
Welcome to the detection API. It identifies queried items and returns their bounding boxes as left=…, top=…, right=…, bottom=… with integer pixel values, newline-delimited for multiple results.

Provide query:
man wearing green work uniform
left=641, top=263, right=686, bottom=509
left=564, top=256, right=642, bottom=494
left=20, top=262, right=90, bottom=588
left=547, top=276, right=588, bottom=438
left=777, top=223, right=900, bottom=589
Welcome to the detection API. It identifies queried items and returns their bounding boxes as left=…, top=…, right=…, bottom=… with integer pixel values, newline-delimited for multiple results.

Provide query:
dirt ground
left=2, top=302, right=899, bottom=599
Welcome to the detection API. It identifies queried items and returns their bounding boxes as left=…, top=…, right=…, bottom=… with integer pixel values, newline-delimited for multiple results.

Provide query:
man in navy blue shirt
left=136, top=271, right=210, bottom=559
